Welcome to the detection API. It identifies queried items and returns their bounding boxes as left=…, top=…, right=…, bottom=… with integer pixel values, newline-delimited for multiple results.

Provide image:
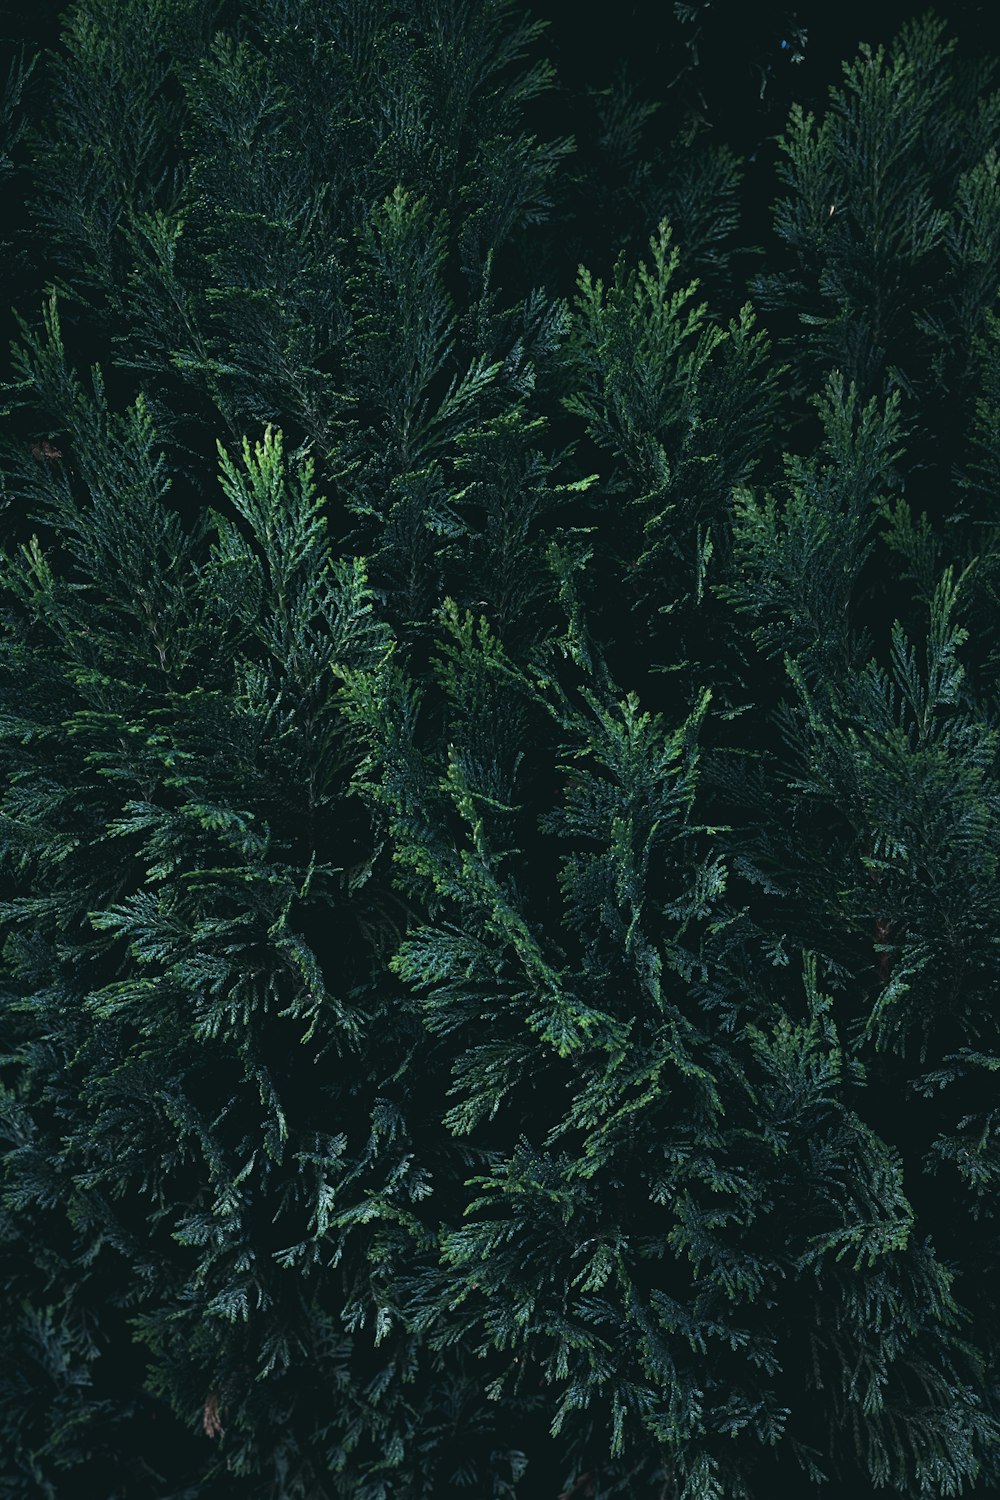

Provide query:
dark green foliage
left=750, top=12, right=1000, bottom=441
left=2, top=2, right=1000, bottom=1497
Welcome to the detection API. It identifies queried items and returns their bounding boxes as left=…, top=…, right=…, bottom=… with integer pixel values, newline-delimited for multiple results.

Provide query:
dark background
left=541, top=0, right=995, bottom=139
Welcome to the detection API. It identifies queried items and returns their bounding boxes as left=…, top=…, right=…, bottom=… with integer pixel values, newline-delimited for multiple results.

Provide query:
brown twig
left=30, top=440, right=63, bottom=462
left=202, top=1391, right=224, bottom=1439
left=558, top=1471, right=596, bottom=1500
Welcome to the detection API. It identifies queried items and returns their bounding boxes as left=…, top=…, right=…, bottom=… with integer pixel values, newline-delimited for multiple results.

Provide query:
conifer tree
left=2, top=3, right=1000, bottom=1498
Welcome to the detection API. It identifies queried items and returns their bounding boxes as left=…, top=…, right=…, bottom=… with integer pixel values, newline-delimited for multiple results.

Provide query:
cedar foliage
left=1, top=2, right=999, bottom=1497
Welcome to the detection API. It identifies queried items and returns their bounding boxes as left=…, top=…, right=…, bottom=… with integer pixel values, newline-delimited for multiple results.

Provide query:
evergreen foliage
left=2, top=2, right=1000, bottom=1497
